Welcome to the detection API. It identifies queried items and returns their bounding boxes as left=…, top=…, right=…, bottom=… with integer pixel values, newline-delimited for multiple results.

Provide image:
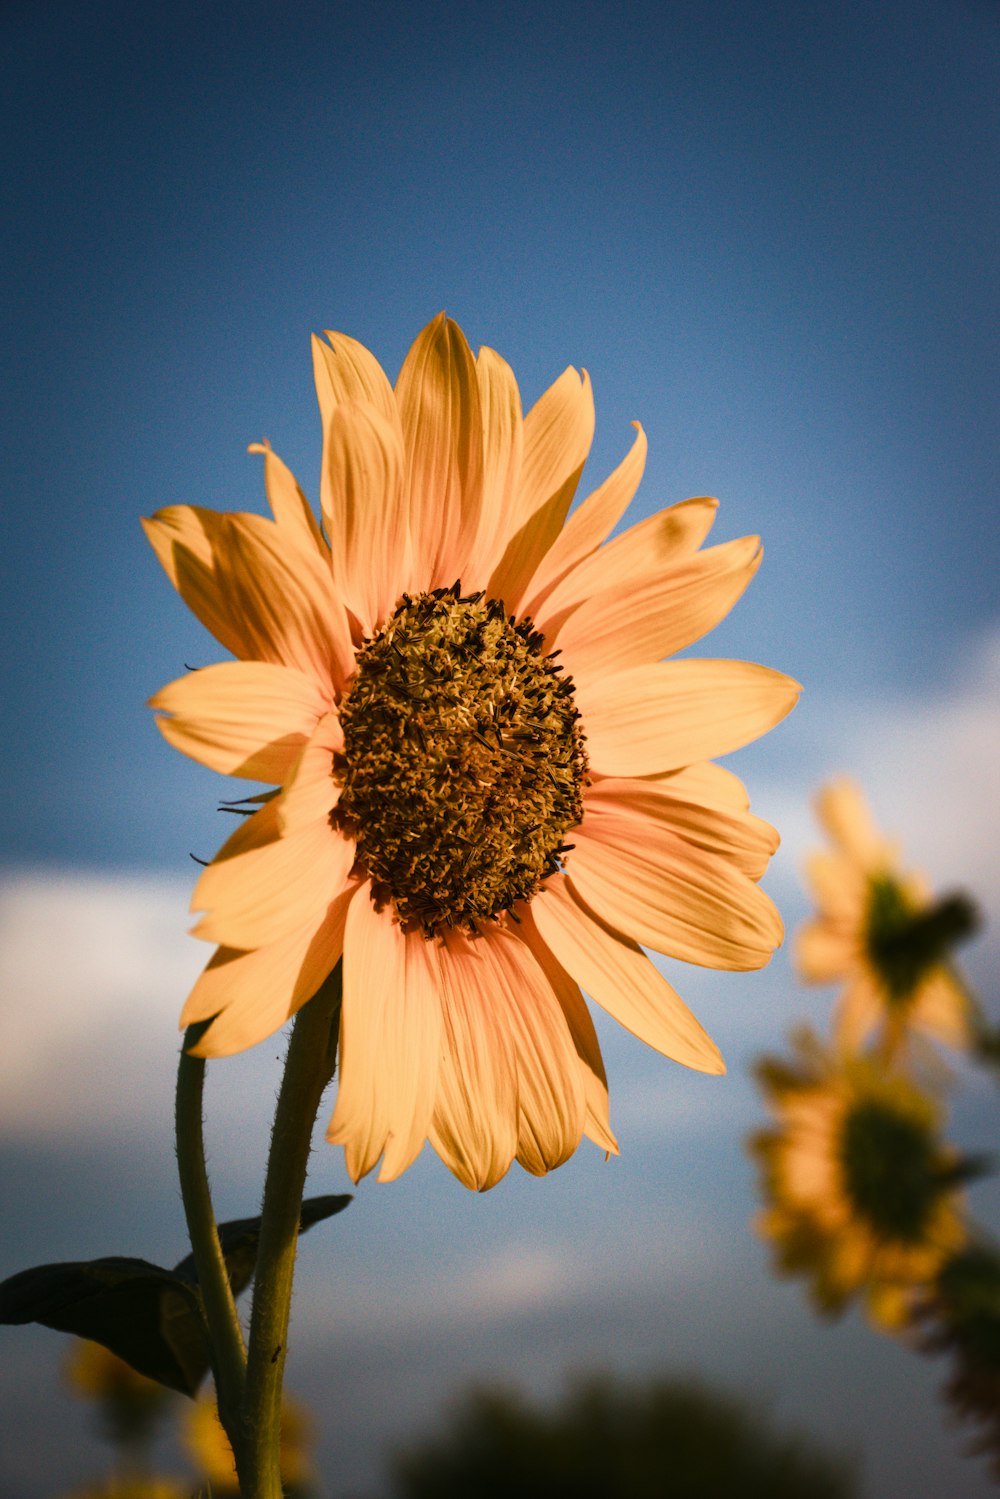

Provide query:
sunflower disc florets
left=336, top=586, right=588, bottom=934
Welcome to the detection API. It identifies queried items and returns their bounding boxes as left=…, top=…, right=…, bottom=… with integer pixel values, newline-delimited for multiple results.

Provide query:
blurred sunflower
left=183, top=1391, right=315, bottom=1493
left=795, top=780, right=976, bottom=1058
left=146, top=313, right=798, bottom=1189
left=750, top=1029, right=967, bottom=1330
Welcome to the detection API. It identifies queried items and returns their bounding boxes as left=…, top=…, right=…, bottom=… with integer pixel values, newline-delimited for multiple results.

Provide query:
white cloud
left=0, top=873, right=199, bottom=1139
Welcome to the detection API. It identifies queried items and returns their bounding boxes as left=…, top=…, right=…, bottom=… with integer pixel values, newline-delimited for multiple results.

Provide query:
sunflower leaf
left=173, top=1192, right=353, bottom=1296
left=0, top=1257, right=207, bottom=1395
left=0, top=1193, right=352, bottom=1396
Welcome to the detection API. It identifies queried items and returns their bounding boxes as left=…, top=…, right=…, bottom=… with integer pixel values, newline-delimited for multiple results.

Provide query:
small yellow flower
left=65, top=1339, right=165, bottom=1405
left=749, top=1029, right=967, bottom=1331
left=146, top=314, right=799, bottom=1189
left=795, top=779, right=975, bottom=1057
left=62, top=1483, right=186, bottom=1499
left=183, top=1391, right=314, bottom=1491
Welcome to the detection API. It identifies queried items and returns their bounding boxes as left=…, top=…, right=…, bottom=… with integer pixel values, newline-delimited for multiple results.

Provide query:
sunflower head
left=146, top=313, right=799, bottom=1187
left=795, top=778, right=978, bottom=1058
left=750, top=1028, right=966, bottom=1330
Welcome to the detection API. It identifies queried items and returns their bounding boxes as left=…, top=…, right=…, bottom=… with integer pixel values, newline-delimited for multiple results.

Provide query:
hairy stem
left=239, top=966, right=342, bottom=1497
left=174, top=1024, right=247, bottom=1439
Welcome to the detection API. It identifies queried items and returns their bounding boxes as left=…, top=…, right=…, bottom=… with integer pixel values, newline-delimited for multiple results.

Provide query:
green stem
left=239, top=965, right=342, bottom=1497
left=175, top=1024, right=247, bottom=1438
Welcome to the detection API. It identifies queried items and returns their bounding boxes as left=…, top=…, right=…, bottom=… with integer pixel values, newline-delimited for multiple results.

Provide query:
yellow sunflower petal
left=815, top=779, right=894, bottom=871
left=518, top=914, right=619, bottom=1155
left=247, top=442, right=326, bottom=557
left=557, top=534, right=762, bottom=686
left=183, top=887, right=357, bottom=1056
left=521, top=421, right=647, bottom=619
left=566, top=813, right=783, bottom=970
left=534, top=495, right=719, bottom=636
left=802, top=849, right=867, bottom=918
left=149, top=661, right=329, bottom=782
left=322, top=399, right=410, bottom=634
left=461, top=345, right=525, bottom=588
left=479, top=926, right=586, bottom=1177
left=312, top=329, right=397, bottom=430
left=191, top=798, right=355, bottom=949
left=583, top=775, right=779, bottom=881
left=830, top=975, right=884, bottom=1049
left=277, top=710, right=344, bottom=833
left=525, top=876, right=724, bottom=1074
left=143, top=506, right=255, bottom=660
left=429, top=927, right=519, bottom=1191
left=395, top=312, right=484, bottom=591
left=795, top=918, right=856, bottom=984
left=222, top=513, right=355, bottom=697
left=912, top=969, right=974, bottom=1048
left=576, top=659, right=801, bottom=776
left=487, top=366, right=595, bottom=611
left=624, top=760, right=751, bottom=812
left=328, top=885, right=442, bottom=1182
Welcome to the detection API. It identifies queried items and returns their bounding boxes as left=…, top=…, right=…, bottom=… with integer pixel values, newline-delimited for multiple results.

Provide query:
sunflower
left=795, top=779, right=976, bottom=1059
left=750, top=1028, right=966, bottom=1330
left=183, top=1391, right=315, bottom=1493
left=146, top=313, right=798, bottom=1190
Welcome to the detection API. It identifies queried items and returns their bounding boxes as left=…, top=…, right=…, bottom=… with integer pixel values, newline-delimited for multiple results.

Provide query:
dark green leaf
left=0, top=1191, right=352, bottom=1396
left=0, top=1257, right=206, bottom=1395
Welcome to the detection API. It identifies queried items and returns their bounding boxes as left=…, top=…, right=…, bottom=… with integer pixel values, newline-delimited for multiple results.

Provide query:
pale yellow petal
left=831, top=975, right=884, bottom=1050
left=247, top=442, right=326, bottom=557
left=794, top=919, right=856, bottom=984
left=277, top=711, right=344, bottom=833
left=557, top=535, right=763, bottom=685
left=150, top=661, right=329, bottom=782
left=517, top=913, right=619, bottom=1155
left=478, top=926, right=585, bottom=1177
left=525, top=875, right=724, bottom=1074
left=521, top=421, right=646, bottom=620
left=142, top=506, right=254, bottom=660
left=429, top=927, right=519, bottom=1190
left=222, top=513, right=355, bottom=697
left=576, top=660, right=801, bottom=776
left=191, top=798, right=355, bottom=949
left=802, top=850, right=867, bottom=919
left=816, top=779, right=895, bottom=871
left=183, top=885, right=357, bottom=1055
left=487, top=366, right=595, bottom=611
left=312, top=329, right=397, bottom=430
left=534, top=495, right=719, bottom=636
left=463, top=345, right=524, bottom=587
left=322, top=399, right=410, bottom=634
left=566, top=814, right=783, bottom=970
left=395, top=313, right=484, bottom=590
left=913, top=969, right=974, bottom=1048
left=327, top=886, right=442, bottom=1182
left=583, top=776, right=778, bottom=881
left=622, top=761, right=751, bottom=812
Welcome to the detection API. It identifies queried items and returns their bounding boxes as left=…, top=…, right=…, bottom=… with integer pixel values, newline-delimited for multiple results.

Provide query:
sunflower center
left=865, top=875, right=978, bottom=1003
left=839, top=1097, right=939, bottom=1243
left=336, top=587, right=587, bottom=934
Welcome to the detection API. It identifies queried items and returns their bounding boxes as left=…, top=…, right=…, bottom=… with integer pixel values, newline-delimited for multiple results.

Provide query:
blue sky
left=2, top=1, right=998, bottom=1494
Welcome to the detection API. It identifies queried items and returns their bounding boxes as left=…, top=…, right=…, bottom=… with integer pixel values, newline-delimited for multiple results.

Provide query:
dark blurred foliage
left=913, top=1243, right=1000, bottom=1480
left=387, top=1374, right=857, bottom=1499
